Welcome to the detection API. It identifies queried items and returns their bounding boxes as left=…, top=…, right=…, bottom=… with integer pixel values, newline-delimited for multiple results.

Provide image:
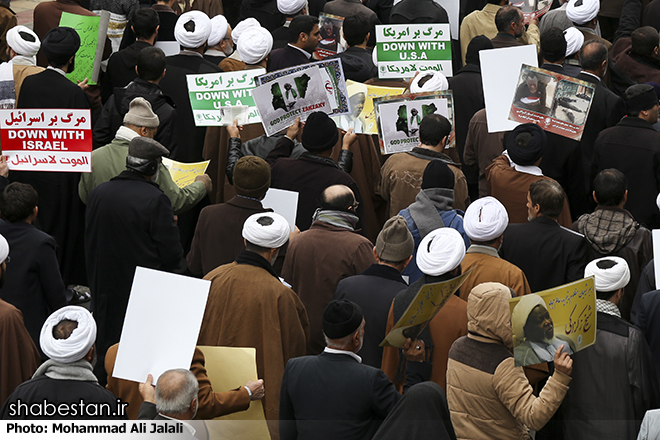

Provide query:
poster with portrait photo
left=374, top=91, right=455, bottom=155
left=252, top=65, right=332, bottom=136
left=509, top=278, right=596, bottom=368
left=316, top=13, right=345, bottom=59
left=332, top=81, right=406, bottom=134
left=509, top=64, right=595, bottom=141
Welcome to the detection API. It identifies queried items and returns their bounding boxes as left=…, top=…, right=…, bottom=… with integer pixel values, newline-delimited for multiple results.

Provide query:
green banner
left=59, top=12, right=101, bottom=85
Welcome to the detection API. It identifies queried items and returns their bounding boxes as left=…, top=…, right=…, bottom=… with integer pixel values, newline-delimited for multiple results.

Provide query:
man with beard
left=491, top=6, right=528, bottom=49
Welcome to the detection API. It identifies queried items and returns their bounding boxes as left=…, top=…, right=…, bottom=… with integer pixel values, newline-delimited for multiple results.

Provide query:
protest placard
left=187, top=69, right=265, bottom=126
left=316, top=13, right=345, bottom=59
left=112, top=267, right=211, bottom=384
left=374, top=91, right=454, bottom=155
left=261, top=188, right=298, bottom=229
left=0, top=109, right=92, bottom=172
left=508, top=64, right=595, bottom=141
left=252, top=65, right=332, bottom=136
left=255, top=58, right=350, bottom=117
left=59, top=11, right=109, bottom=85
left=154, top=41, right=180, bottom=56
left=480, top=45, right=538, bottom=133
left=333, top=81, right=406, bottom=134
left=509, top=277, right=596, bottom=367
left=380, top=270, right=472, bottom=348
left=199, top=346, right=271, bottom=440
left=162, top=158, right=210, bottom=188
left=375, top=24, right=452, bottom=79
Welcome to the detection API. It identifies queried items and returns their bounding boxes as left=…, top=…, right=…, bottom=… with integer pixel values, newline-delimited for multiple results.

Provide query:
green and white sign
left=375, top=24, right=452, bottom=79
left=186, top=68, right=265, bottom=126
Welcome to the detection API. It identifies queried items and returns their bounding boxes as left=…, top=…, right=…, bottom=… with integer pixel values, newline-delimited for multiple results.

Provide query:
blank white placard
left=154, top=41, right=180, bottom=57
left=480, top=45, right=539, bottom=133
left=261, top=188, right=299, bottom=229
left=112, top=267, right=211, bottom=384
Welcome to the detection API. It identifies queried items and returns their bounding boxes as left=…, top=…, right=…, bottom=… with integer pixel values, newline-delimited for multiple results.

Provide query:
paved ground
left=11, top=0, right=41, bottom=28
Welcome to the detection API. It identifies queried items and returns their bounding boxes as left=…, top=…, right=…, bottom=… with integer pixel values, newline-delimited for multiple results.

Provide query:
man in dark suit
left=279, top=299, right=400, bottom=440
left=500, top=179, right=587, bottom=292
left=268, top=15, right=320, bottom=72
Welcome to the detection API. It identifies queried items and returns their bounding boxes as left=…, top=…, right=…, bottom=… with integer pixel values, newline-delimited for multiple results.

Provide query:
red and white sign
left=0, top=109, right=92, bottom=172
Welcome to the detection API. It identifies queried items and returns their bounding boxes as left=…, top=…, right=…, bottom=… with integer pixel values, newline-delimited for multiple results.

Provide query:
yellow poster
left=380, top=270, right=472, bottom=348
left=162, top=158, right=210, bottom=189
left=509, top=277, right=596, bottom=367
left=197, top=346, right=271, bottom=440
left=334, top=81, right=406, bottom=135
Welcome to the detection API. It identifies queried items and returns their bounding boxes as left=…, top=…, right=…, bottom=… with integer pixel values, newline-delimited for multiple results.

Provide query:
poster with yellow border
left=509, top=277, right=596, bottom=367
left=197, top=346, right=271, bottom=440
left=380, top=270, right=472, bottom=348
left=162, top=158, right=210, bottom=189
left=333, top=81, right=405, bottom=134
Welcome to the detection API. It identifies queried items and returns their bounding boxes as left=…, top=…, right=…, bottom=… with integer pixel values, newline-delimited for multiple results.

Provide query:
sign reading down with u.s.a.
left=375, top=24, right=452, bottom=79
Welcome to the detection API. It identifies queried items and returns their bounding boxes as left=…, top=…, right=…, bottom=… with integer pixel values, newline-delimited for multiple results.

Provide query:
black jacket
left=334, top=264, right=407, bottom=368
left=279, top=351, right=400, bottom=440
left=330, top=46, right=378, bottom=83
left=272, top=25, right=290, bottom=50
left=500, top=216, right=587, bottom=292
left=93, top=78, right=177, bottom=151
left=119, top=4, right=178, bottom=51
left=101, top=40, right=151, bottom=103
left=592, top=117, right=660, bottom=229
left=85, top=170, right=185, bottom=365
left=636, top=290, right=660, bottom=387
left=268, top=44, right=312, bottom=72
left=239, top=0, right=284, bottom=32
left=389, top=0, right=448, bottom=23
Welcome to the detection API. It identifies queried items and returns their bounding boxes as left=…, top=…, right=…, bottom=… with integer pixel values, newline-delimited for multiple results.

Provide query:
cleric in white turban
left=410, top=71, right=449, bottom=94
left=175, top=11, right=212, bottom=49
left=416, top=227, right=466, bottom=277
left=237, top=26, right=273, bottom=66
left=232, top=17, right=260, bottom=45
left=563, top=27, right=584, bottom=57
left=584, top=256, right=630, bottom=317
left=277, top=0, right=307, bottom=16
left=464, top=196, right=509, bottom=242
left=7, top=25, right=41, bottom=58
left=243, top=212, right=291, bottom=254
left=207, top=14, right=229, bottom=48
left=566, top=0, right=599, bottom=26
left=40, top=305, right=97, bottom=364
left=512, top=294, right=575, bottom=366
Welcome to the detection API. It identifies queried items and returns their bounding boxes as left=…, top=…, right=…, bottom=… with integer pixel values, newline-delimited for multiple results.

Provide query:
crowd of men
left=1, top=0, right=660, bottom=438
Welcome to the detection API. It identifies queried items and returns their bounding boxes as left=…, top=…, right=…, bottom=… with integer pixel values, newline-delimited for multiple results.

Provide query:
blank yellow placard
left=197, top=346, right=271, bottom=440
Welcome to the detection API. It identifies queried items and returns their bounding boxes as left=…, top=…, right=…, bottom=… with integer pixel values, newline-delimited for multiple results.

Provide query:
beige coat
left=459, top=245, right=531, bottom=300
left=379, top=148, right=469, bottom=218
left=446, top=283, right=571, bottom=440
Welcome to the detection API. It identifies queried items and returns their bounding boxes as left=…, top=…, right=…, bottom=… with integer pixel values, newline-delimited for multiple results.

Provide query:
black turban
left=41, top=27, right=80, bottom=64
left=506, top=123, right=546, bottom=166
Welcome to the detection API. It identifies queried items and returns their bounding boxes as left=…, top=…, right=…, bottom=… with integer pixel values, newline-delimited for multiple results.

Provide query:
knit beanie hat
left=301, top=111, right=339, bottom=152
left=376, top=216, right=414, bottom=262
left=421, top=160, right=455, bottom=190
left=123, top=97, right=160, bottom=128
left=233, top=156, right=271, bottom=199
left=322, top=299, right=363, bottom=339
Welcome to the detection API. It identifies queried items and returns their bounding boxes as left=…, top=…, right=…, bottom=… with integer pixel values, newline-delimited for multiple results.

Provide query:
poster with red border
left=508, top=65, right=595, bottom=141
left=0, top=109, right=92, bottom=172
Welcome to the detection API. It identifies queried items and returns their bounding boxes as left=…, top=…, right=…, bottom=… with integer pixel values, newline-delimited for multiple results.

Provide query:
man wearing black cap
left=85, top=136, right=185, bottom=383
left=279, top=299, right=400, bottom=440
left=486, top=123, right=573, bottom=227
left=267, top=112, right=363, bottom=232
left=592, top=84, right=660, bottom=230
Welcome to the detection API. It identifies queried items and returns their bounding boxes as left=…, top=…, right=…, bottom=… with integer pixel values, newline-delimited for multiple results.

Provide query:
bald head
left=155, top=369, right=198, bottom=418
left=579, top=40, right=608, bottom=76
left=320, top=185, right=355, bottom=212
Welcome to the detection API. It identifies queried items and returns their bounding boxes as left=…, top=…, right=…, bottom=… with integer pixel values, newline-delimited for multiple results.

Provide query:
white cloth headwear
left=207, top=15, right=229, bottom=47
left=416, top=227, right=466, bottom=276
left=563, top=27, right=584, bottom=57
left=410, top=71, right=449, bottom=93
left=237, top=26, right=273, bottom=65
left=463, top=196, right=509, bottom=242
left=232, top=17, right=260, bottom=45
left=0, top=233, right=8, bottom=262
left=566, top=0, right=600, bottom=25
left=6, top=25, right=41, bottom=57
left=40, top=306, right=97, bottom=363
left=278, top=0, right=307, bottom=15
left=175, top=11, right=212, bottom=49
left=511, top=294, right=546, bottom=343
left=584, top=256, right=630, bottom=293
left=656, top=192, right=660, bottom=210
left=242, top=212, right=291, bottom=249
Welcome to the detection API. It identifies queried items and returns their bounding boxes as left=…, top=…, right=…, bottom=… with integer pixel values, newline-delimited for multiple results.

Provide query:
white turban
left=278, top=0, right=307, bottom=15
left=237, top=26, right=273, bottom=65
left=0, top=233, right=8, bottom=263
left=40, top=306, right=97, bottom=363
left=563, top=27, right=584, bottom=57
left=566, top=0, right=599, bottom=25
left=6, top=25, right=40, bottom=57
left=584, top=256, right=631, bottom=293
left=656, top=192, right=660, bottom=210
left=511, top=294, right=546, bottom=342
left=242, top=212, right=291, bottom=249
left=232, top=17, right=260, bottom=45
left=416, top=227, right=466, bottom=276
left=207, top=15, right=229, bottom=47
left=463, top=196, right=509, bottom=242
left=410, top=71, right=449, bottom=93
left=175, top=11, right=212, bottom=49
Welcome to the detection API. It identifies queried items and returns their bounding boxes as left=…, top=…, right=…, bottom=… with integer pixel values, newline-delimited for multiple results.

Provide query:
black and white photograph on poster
left=252, top=65, right=332, bottom=136
left=375, top=92, right=454, bottom=155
